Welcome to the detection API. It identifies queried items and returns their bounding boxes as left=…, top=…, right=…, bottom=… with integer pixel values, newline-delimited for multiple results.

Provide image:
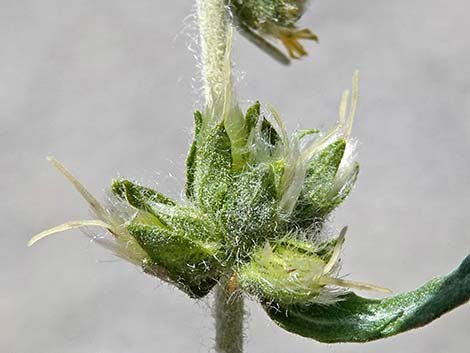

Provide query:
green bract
left=30, top=73, right=470, bottom=343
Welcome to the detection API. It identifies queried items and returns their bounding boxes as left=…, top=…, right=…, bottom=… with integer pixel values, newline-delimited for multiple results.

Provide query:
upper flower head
left=229, top=0, right=318, bottom=63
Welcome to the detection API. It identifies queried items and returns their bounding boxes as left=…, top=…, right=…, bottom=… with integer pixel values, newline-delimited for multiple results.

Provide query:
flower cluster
left=31, top=70, right=470, bottom=343
left=31, top=71, right=383, bottom=300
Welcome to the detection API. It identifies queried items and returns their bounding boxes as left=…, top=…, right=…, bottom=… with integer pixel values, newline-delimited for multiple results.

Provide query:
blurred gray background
left=2, top=1, right=469, bottom=352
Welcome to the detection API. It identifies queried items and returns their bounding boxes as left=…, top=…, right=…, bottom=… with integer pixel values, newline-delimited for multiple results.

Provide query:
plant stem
left=196, top=0, right=229, bottom=106
left=214, top=275, right=244, bottom=353
left=196, top=2, right=244, bottom=351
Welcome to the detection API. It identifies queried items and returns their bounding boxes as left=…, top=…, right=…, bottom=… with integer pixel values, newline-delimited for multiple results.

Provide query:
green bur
left=34, top=96, right=470, bottom=343
left=237, top=237, right=340, bottom=304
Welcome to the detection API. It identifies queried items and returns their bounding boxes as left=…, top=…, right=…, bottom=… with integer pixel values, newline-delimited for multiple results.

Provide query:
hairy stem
left=214, top=275, right=245, bottom=353
left=196, top=0, right=229, bottom=105
left=196, top=2, right=244, bottom=350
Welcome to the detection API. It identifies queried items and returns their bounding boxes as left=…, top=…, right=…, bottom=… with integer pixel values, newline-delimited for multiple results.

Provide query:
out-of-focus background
left=2, top=1, right=469, bottom=352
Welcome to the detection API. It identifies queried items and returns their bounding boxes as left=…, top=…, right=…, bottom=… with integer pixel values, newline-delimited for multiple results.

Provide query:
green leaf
left=124, top=201, right=225, bottom=298
left=264, top=255, right=470, bottom=343
left=145, top=203, right=223, bottom=242
left=224, top=104, right=248, bottom=172
left=221, top=163, right=278, bottom=253
left=245, top=102, right=280, bottom=148
left=128, top=222, right=223, bottom=298
left=112, top=179, right=176, bottom=208
left=185, top=111, right=203, bottom=199
left=192, top=123, right=233, bottom=213
left=111, top=179, right=176, bottom=227
left=244, top=101, right=261, bottom=133
left=292, top=140, right=346, bottom=227
left=260, top=118, right=280, bottom=148
left=249, top=115, right=283, bottom=165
